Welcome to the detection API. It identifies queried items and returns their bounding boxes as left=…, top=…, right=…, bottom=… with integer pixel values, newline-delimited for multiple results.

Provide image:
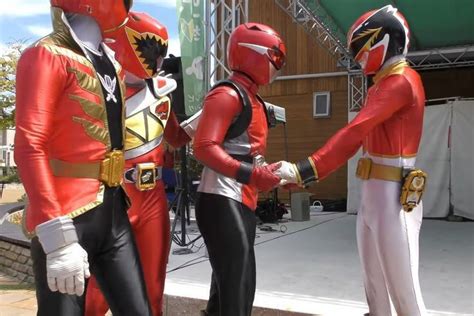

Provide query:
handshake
left=249, top=161, right=304, bottom=192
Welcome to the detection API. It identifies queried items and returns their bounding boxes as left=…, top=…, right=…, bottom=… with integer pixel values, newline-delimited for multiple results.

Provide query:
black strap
left=257, top=95, right=276, bottom=128
left=236, top=161, right=253, bottom=184
left=210, top=79, right=255, bottom=140
left=229, top=154, right=253, bottom=164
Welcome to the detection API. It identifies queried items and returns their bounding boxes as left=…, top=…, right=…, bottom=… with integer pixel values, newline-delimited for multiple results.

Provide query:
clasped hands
left=252, top=161, right=302, bottom=192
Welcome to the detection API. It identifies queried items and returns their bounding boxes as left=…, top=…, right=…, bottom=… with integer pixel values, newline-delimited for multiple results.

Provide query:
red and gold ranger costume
left=14, top=1, right=154, bottom=315
left=85, top=12, right=190, bottom=316
left=277, top=6, right=427, bottom=316
left=193, top=23, right=286, bottom=316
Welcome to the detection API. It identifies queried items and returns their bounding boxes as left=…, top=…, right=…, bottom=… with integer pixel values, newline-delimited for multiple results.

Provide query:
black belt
left=230, top=154, right=253, bottom=164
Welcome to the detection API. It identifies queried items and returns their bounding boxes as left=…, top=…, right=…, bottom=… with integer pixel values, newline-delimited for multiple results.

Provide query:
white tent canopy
left=347, top=99, right=474, bottom=219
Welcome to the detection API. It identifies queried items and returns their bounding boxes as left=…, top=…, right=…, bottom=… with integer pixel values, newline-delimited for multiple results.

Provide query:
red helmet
left=348, top=5, right=410, bottom=75
left=108, top=11, right=168, bottom=79
left=50, top=0, right=133, bottom=35
left=227, top=23, right=286, bottom=85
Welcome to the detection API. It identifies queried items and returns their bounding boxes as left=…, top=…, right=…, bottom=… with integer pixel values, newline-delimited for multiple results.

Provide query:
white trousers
left=357, top=178, right=427, bottom=316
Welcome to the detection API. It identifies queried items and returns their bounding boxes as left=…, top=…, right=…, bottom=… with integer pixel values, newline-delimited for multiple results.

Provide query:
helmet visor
left=268, top=45, right=286, bottom=70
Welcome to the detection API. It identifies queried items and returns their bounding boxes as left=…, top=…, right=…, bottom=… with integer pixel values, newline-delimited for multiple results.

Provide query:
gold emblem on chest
left=125, top=96, right=171, bottom=150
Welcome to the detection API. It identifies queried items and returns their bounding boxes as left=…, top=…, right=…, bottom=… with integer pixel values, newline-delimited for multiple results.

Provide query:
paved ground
left=0, top=272, right=36, bottom=316
left=1, top=205, right=472, bottom=315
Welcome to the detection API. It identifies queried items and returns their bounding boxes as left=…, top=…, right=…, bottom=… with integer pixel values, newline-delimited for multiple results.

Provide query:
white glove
left=273, top=161, right=299, bottom=185
left=46, top=242, right=90, bottom=295
left=36, top=216, right=90, bottom=296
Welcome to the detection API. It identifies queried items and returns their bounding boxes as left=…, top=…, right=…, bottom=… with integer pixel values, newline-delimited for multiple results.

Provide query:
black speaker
left=162, top=56, right=186, bottom=121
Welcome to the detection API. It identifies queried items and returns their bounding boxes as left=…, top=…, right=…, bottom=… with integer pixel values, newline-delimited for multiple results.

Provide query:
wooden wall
left=420, top=67, right=474, bottom=100
left=248, top=0, right=349, bottom=201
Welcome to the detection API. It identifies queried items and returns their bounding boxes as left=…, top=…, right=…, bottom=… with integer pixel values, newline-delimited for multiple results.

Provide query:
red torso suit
left=193, top=72, right=269, bottom=211
left=14, top=7, right=126, bottom=234
left=303, top=60, right=428, bottom=315
left=309, top=61, right=425, bottom=177
left=85, top=77, right=190, bottom=316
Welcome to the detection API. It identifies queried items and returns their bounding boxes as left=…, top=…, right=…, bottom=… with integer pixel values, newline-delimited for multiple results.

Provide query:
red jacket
left=14, top=8, right=126, bottom=233
left=193, top=72, right=269, bottom=210
left=299, top=60, right=425, bottom=181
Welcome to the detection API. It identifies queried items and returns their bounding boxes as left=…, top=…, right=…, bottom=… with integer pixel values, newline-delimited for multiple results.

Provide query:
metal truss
left=407, top=45, right=474, bottom=70
left=348, top=72, right=367, bottom=112
left=274, top=0, right=474, bottom=112
left=205, top=0, right=248, bottom=90
left=274, top=0, right=365, bottom=111
left=274, top=0, right=356, bottom=69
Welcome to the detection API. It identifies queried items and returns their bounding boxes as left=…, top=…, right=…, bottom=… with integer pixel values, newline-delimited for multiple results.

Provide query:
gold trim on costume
left=41, top=43, right=93, bottom=68
left=103, top=17, right=130, bottom=34
left=292, top=164, right=303, bottom=185
left=307, top=157, right=319, bottom=180
left=21, top=185, right=105, bottom=238
left=373, top=60, right=409, bottom=84
left=69, top=95, right=105, bottom=121
left=67, top=184, right=105, bottom=218
left=72, top=116, right=109, bottom=145
left=67, top=67, right=102, bottom=97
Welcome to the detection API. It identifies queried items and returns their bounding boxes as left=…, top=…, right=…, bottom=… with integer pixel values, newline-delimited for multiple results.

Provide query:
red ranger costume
left=193, top=23, right=286, bottom=316
left=85, top=12, right=190, bottom=316
left=277, top=6, right=427, bottom=316
left=14, top=1, right=154, bottom=315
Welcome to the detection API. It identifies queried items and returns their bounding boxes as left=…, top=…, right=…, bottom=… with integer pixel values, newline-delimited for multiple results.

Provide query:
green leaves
left=0, top=42, right=23, bottom=129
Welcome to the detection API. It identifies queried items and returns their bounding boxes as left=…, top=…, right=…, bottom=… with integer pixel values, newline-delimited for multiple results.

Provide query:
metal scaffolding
left=274, top=0, right=366, bottom=111
left=274, top=0, right=352, bottom=66
left=205, top=0, right=248, bottom=90
left=274, top=0, right=474, bottom=112
left=407, top=45, right=474, bottom=70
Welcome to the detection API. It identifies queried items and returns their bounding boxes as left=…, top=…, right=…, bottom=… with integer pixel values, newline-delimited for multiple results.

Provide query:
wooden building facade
left=246, top=0, right=474, bottom=203
left=248, top=0, right=349, bottom=201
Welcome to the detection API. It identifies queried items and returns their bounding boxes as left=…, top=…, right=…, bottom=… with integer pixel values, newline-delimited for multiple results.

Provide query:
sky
left=0, top=0, right=181, bottom=56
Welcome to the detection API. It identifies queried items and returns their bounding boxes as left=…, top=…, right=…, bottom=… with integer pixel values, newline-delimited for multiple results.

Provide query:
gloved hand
left=46, top=242, right=90, bottom=295
left=36, top=216, right=90, bottom=296
left=249, top=162, right=282, bottom=192
left=274, top=161, right=299, bottom=184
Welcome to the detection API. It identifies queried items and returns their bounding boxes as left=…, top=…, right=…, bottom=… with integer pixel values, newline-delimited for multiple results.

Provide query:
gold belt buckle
left=99, top=150, right=125, bottom=187
left=400, top=169, right=427, bottom=212
left=135, top=162, right=157, bottom=191
left=356, top=158, right=372, bottom=180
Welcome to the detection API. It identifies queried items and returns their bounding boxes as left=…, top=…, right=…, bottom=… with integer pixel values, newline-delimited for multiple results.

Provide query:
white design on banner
left=185, top=56, right=204, bottom=80
left=97, top=73, right=117, bottom=103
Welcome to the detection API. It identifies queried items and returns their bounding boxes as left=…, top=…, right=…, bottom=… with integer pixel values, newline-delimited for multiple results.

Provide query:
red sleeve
left=192, top=86, right=242, bottom=178
left=311, top=74, right=414, bottom=179
left=163, top=110, right=191, bottom=148
left=14, top=46, right=67, bottom=226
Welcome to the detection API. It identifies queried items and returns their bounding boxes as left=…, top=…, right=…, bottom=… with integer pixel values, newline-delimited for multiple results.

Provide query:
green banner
left=176, top=0, right=206, bottom=116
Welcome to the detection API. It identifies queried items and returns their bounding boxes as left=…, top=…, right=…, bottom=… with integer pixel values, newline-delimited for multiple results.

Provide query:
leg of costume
left=196, top=193, right=257, bottom=316
left=360, top=179, right=427, bottom=316
left=357, top=193, right=392, bottom=315
left=31, top=237, right=85, bottom=316
left=129, top=182, right=170, bottom=316
left=33, top=187, right=152, bottom=316
left=85, top=183, right=170, bottom=316
left=85, top=277, right=108, bottom=315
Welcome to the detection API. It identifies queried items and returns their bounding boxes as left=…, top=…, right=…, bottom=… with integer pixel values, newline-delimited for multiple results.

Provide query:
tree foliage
left=0, top=43, right=23, bottom=129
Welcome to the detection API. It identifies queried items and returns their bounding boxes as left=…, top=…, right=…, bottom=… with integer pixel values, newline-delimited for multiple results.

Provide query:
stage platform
left=1, top=204, right=473, bottom=315
left=166, top=211, right=473, bottom=316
